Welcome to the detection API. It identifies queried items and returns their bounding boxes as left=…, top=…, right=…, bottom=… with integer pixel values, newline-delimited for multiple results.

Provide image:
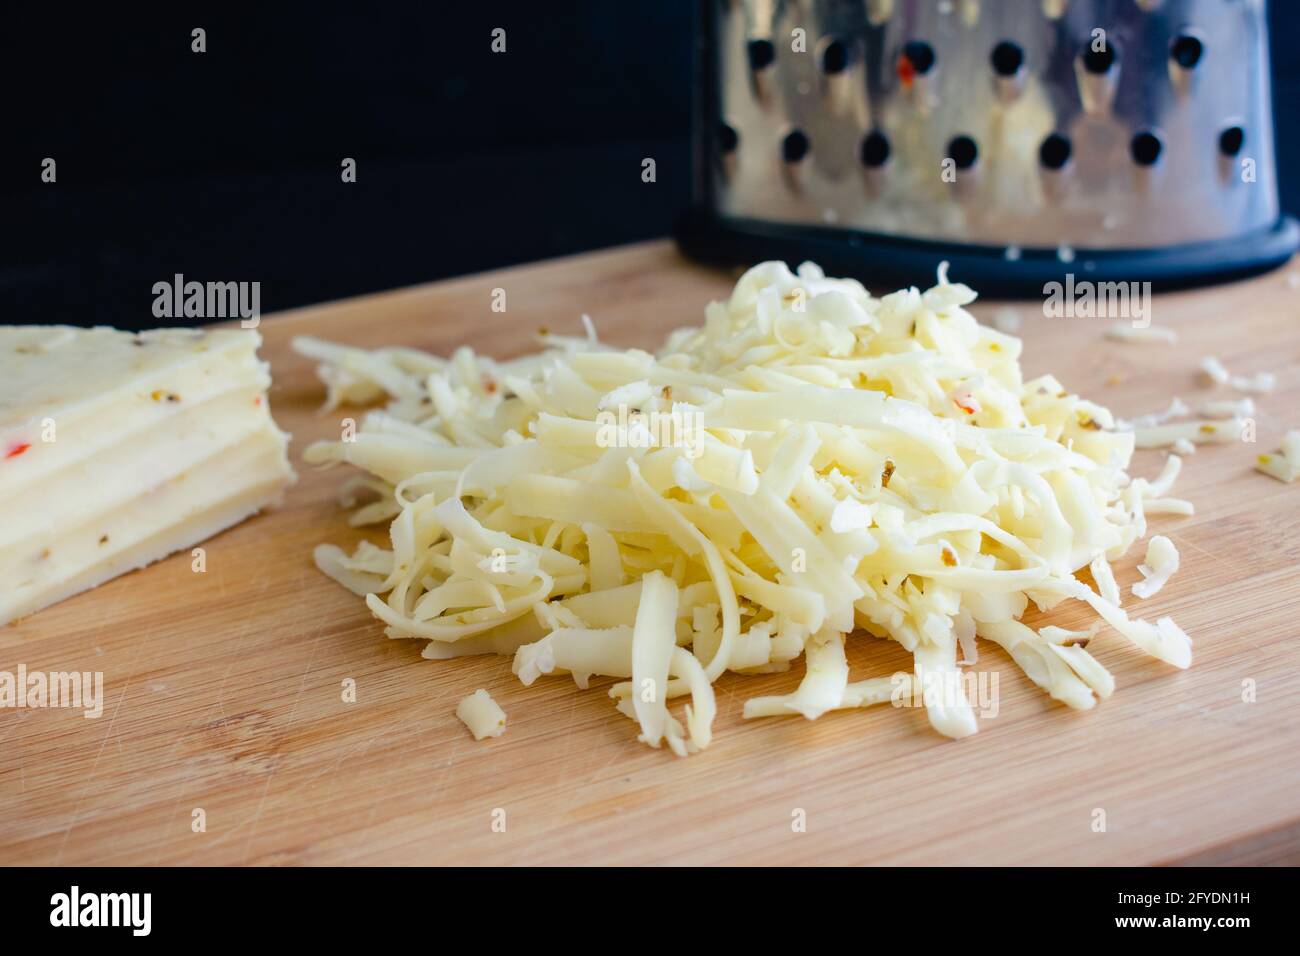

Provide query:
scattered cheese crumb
left=1120, top=392, right=1258, bottom=450
left=1255, top=430, right=1300, bottom=483
left=1200, top=356, right=1276, bottom=394
left=1140, top=454, right=1183, bottom=498
left=1133, top=418, right=1245, bottom=449
left=1118, top=396, right=1188, bottom=431
left=456, top=689, right=507, bottom=739
left=1133, top=536, right=1179, bottom=599
left=1230, top=371, right=1276, bottom=394
left=1133, top=418, right=1242, bottom=447
left=1201, top=397, right=1255, bottom=419
left=1106, top=324, right=1177, bottom=344
left=1200, top=356, right=1230, bottom=385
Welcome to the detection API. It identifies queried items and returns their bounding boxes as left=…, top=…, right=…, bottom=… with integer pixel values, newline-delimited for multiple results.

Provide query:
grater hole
left=782, top=130, right=811, bottom=164
left=1219, top=126, right=1245, bottom=157
left=718, top=123, right=739, bottom=154
left=1170, top=34, right=1204, bottom=69
left=947, top=135, right=978, bottom=170
left=901, top=40, right=936, bottom=76
left=1081, top=44, right=1117, bottom=75
left=991, top=41, right=1024, bottom=77
left=747, top=39, right=776, bottom=71
left=860, top=130, right=891, bottom=168
left=1131, top=131, right=1163, bottom=166
left=1039, top=133, right=1072, bottom=170
left=821, top=39, right=850, bottom=75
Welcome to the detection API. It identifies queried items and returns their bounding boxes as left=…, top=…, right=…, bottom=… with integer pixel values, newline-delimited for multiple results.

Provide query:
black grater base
left=675, top=207, right=1299, bottom=298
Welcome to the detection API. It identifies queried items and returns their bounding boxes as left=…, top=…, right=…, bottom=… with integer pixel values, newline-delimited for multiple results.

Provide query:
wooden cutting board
left=3, top=240, right=1299, bottom=866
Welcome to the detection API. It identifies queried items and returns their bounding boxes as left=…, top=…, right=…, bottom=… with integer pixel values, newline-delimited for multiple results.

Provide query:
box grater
left=676, top=0, right=1299, bottom=294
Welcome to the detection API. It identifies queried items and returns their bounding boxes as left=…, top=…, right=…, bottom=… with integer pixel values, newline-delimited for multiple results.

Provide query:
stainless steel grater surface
left=678, top=0, right=1299, bottom=294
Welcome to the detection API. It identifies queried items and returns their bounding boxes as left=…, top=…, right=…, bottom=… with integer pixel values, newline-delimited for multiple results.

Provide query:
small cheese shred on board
left=456, top=689, right=507, bottom=740
left=1200, top=355, right=1277, bottom=394
left=1256, top=430, right=1300, bottom=483
left=297, top=261, right=1198, bottom=756
left=1104, top=323, right=1178, bottom=344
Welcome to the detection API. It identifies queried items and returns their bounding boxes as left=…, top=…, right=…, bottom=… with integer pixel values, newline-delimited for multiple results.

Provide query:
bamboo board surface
left=3, top=240, right=1299, bottom=866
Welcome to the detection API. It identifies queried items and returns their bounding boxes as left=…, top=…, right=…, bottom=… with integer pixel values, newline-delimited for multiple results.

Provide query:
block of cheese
left=0, top=325, right=295, bottom=625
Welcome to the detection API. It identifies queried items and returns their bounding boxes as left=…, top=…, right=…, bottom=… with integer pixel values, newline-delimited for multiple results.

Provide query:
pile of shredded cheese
left=296, top=261, right=1196, bottom=756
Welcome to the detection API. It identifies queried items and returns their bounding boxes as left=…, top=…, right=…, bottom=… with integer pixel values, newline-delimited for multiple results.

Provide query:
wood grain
left=2, top=240, right=1299, bottom=866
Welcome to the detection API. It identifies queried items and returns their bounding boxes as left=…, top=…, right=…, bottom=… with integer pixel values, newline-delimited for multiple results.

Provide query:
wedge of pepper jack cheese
left=0, top=325, right=295, bottom=625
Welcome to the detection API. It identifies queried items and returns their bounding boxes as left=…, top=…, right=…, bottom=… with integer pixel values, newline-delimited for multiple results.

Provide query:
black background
left=2, top=2, right=1296, bottom=328
left=0, top=866, right=1281, bottom=937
